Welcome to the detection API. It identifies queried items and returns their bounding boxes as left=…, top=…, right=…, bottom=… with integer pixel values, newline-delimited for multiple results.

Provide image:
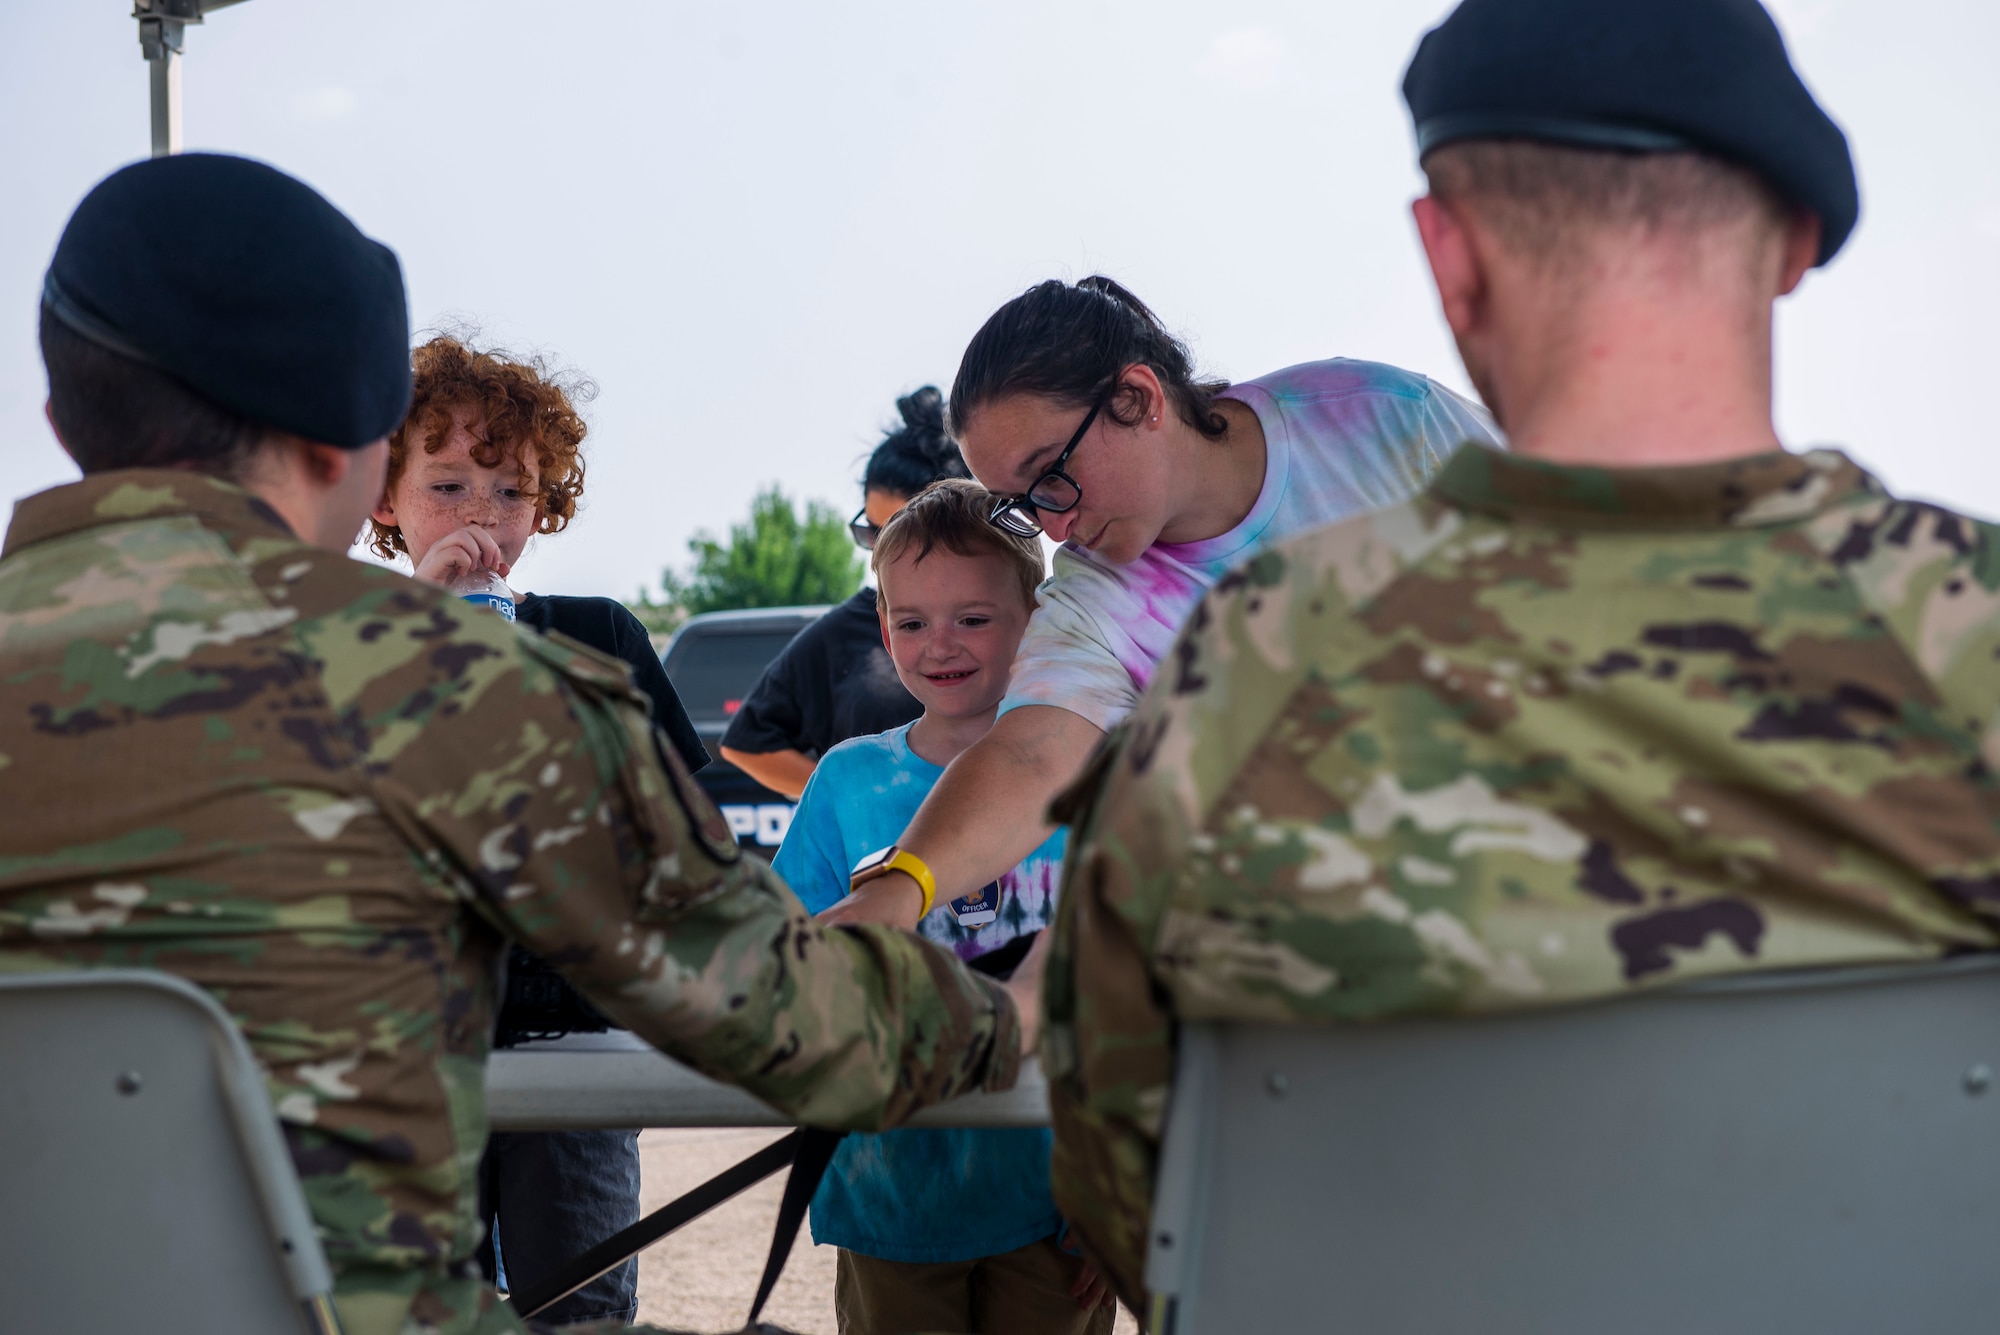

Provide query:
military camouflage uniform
left=1045, top=445, right=2000, bottom=1307
left=0, top=472, right=1021, bottom=1335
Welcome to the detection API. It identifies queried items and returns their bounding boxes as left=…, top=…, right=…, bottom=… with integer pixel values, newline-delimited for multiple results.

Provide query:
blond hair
left=871, top=478, right=1043, bottom=611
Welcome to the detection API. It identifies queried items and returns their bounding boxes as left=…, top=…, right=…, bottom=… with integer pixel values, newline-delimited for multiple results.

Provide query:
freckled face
left=956, top=393, right=1172, bottom=566
left=373, top=406, right=541, bottom=568
left=877, top=548, right=1033, bottom=722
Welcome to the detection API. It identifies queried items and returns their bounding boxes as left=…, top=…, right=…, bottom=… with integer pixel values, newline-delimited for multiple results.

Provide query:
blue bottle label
left=461, top=592, right=517, bottom=622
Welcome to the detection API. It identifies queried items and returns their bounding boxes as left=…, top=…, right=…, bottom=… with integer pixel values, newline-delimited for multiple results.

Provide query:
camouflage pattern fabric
left=1045, top=445, right=2000, bottom=1308
left=0, top=471, right=1020, bottom=1335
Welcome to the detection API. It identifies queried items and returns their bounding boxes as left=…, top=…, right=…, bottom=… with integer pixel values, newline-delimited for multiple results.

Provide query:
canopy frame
left=133, top=0, right=251, bottom=156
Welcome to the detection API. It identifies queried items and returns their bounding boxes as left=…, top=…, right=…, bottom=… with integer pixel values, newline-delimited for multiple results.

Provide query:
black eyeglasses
left=986, top=394, right=1108, bottom=538
left=849, top=509, right=882, bottom=551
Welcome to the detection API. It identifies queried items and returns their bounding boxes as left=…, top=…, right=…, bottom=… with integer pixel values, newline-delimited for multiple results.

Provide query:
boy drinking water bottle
left=776, top=479, right=1113, bottom=1334
left=368, top=334, right=707, bottom=1327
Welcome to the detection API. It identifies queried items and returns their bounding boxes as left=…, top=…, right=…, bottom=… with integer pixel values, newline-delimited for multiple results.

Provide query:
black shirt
left=515, top=593, right=709, bottom=773
left=721, top=587, right=920, bottom=759
left=498, top=593, right=707, bottom=1047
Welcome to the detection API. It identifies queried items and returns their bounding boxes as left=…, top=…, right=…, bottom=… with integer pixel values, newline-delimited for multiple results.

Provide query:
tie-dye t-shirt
left=775, top=722, right=1064, bottom=1262
left=998, top=357, right=1500, bottom=731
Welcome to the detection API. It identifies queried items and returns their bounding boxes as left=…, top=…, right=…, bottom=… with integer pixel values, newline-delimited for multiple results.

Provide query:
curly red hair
left=368, top=335, right=594, bottom=559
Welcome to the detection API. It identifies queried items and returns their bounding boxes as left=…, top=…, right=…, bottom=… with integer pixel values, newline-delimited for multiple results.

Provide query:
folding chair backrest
left=1145, top=956, right=2000, bottom=1335
left=0, top=969, right=339, bottom=1335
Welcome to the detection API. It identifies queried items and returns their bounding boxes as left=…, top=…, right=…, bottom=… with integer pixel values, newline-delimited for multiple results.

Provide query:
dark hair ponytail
left=948, top=275, right=1229, bottom=442
left=862, top=385, right=970, bottom=499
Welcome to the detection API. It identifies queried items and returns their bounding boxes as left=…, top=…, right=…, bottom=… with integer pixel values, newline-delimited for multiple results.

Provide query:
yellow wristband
left=850, top=846, right=938, bottom=920
left=886, top=850, right=937, bottom=919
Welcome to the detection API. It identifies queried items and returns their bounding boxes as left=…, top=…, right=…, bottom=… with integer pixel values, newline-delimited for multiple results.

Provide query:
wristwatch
left=849, top=846, right=938, bottom=920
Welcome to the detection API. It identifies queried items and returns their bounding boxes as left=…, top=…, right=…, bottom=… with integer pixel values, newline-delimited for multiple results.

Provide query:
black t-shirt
left=515, top=593, right=709, bottom=773
left=498, top=593, right=708, bottom=1047
left=721, top=587, right=920, bottom=759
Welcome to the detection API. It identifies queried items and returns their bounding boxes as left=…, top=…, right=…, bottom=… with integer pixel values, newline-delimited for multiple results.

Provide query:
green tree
left=653, top=485, right=864, bottom=619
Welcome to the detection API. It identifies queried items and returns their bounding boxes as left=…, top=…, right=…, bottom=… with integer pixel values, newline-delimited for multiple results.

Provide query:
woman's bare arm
left=719, top=744, right=817, bottom=800
left=818, top=704, right=1105, bottom=928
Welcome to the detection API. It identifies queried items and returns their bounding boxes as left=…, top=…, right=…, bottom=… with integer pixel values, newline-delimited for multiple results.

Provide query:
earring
left=1150, top=415, right=1158, bottom=424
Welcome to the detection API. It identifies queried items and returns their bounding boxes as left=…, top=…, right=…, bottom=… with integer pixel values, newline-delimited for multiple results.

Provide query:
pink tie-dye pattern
left=998, top=358, right=1499, bottom=730
left=1096, top=549, right=1210, bottom=693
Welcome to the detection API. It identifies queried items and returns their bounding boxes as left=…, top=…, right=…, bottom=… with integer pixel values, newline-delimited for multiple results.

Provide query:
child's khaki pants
left=834, top=1234, right=1118, bottom=1335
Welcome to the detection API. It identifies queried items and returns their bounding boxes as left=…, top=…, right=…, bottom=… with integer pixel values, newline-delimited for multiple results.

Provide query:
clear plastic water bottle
left=447, top=568, right=517, bottom=622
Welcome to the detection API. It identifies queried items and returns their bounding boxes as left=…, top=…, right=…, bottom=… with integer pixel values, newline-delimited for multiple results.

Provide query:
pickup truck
left=659, top=605, right=828, bottom=859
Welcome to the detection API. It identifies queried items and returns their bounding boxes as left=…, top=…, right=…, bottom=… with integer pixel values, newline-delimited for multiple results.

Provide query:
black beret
left=1402, top=0, right=1858, bottom=265
left=43, top=153, right=412, bottom=447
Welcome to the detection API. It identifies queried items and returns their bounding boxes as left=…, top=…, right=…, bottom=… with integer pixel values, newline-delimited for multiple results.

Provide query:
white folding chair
left=0, top=968, right=341, bottom=1334
left=1145, top=955, right=2000, bottom=1335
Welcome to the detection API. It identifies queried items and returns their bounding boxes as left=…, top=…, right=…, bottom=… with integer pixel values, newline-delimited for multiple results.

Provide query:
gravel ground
left=633, top=1128, right=1138, bottom=1335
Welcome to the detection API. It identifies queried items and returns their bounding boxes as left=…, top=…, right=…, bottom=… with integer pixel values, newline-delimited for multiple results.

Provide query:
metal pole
left=148, top=42, right=182, bottom=156
left=134, top=0, right=253, bottom=156
left=135, top=4, right=187, bottom=158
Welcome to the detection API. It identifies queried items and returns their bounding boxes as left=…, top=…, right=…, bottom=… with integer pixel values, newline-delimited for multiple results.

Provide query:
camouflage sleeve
left=360, top=615, right=1020, bottom=1130
left=1044, top=540, right=1358, bottom=1308
left=1810, top=494, right=2000, bottom=905
left=1042, top=726, right=1172, bottom=1313
left=1822, top=497, right=2000, bottom=772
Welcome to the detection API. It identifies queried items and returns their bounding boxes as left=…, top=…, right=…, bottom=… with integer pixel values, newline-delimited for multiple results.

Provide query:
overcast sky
left=5, top=1, right=1998, bottom=599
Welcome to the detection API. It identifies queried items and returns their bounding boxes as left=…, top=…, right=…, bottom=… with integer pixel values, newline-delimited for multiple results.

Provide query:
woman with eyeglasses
left=718, top=386, right=970, bottom=797
left=823, top=274, right=1499, bottom=930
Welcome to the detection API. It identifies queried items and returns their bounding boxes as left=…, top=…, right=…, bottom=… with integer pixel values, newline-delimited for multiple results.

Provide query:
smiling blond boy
left=775, top=479, right=1111, bottom=1333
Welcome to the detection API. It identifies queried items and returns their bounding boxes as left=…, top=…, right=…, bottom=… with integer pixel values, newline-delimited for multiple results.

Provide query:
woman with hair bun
left=825, top=275, right=1500, bottom=931
left=719, top=386, right=970, bottom=796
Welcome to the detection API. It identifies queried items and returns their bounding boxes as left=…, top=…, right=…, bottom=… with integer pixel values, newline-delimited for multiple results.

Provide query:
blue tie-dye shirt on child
left=773, top=722, right=1066, bottom=1263
left=1000, top=357, right=1500, bottom=730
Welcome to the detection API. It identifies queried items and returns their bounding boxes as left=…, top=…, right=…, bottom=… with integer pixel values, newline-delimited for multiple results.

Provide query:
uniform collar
left=1431, top=444, right=1881, bottom=529
left=3, top=469, right=297, bottom=558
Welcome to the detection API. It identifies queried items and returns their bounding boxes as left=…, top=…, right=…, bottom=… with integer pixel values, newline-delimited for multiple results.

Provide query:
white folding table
left=484, top=1030, right=1051, bottom=1131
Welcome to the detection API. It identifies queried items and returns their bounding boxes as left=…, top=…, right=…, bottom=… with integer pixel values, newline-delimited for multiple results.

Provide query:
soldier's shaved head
left=1421, top=142, right=1794, bottom=279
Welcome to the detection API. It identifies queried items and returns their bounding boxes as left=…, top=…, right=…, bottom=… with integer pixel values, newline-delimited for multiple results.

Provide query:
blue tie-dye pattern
left=774, top=724, right=1065, bottom=1263
left=998, top=357, right=1501, bottom=730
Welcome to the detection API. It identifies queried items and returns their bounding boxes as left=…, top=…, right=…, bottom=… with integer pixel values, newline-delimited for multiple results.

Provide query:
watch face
left=851, top=846, right=897, bottom=878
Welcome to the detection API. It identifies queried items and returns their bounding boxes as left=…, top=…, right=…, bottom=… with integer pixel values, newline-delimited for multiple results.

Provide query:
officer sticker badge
left=948, top=882, right=1000, bottom=929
